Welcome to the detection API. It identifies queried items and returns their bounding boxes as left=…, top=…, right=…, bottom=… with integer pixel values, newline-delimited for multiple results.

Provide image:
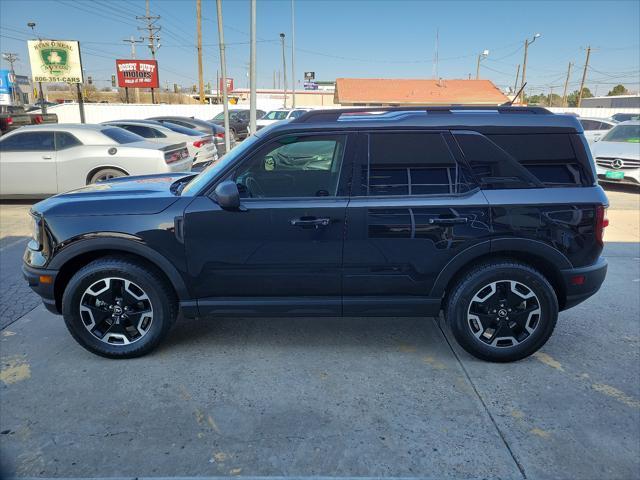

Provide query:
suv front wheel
left=446, top=261, right=558, bottom=362
left=61, top=257, right=177, bottom=358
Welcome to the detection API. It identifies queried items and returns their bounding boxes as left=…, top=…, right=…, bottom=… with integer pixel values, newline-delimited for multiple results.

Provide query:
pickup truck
left=0, top=106, right=57, bottom=135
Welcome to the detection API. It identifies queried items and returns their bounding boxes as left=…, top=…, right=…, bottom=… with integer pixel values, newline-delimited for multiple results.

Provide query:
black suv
left=23, top=107, right=609, bottom=361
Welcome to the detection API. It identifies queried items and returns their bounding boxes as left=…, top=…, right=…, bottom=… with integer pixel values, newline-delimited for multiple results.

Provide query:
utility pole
left=2, top=53, right=20, bottom=105
left=280, top=33, right=287, bottom=108
left=249, top=0, right=257, bottom=134
left=216, top=0, right=231, bottom=152
left=577, top=46, right=591, bottom=108
left=137, top=0, right=161, bottom=104
left=196, top=0, right=204, bottom=104
left=273, top=70, right=276, bottom=89
left=432, top=28, right=439, bottom=79
left=561, top=61, right=573, bottom=107
left=290, top=0, right=296, bottom=108
left=123, top=36, right=143, bottom=103
left=513, top=64, right=520, bottom=99
left=520, top=33, right=541, bottom=104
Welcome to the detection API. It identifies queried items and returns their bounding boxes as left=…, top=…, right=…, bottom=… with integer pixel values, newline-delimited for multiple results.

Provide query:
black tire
left=61, top=256, right=178, bottom=359
left=445, top=261, right=558, bottom=362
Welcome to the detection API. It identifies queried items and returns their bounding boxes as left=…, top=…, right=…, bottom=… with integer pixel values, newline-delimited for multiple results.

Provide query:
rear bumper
left=22, top=263, right=60, bottom=314
left=560, top=257, right=608, bottom=310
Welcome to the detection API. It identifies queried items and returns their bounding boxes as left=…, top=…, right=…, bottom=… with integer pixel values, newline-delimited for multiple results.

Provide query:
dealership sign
left=0, top=69, right=14, bottom=105
left=116, top=60, right=159, bottom=89
left=28, top=40, right=84, bottom=83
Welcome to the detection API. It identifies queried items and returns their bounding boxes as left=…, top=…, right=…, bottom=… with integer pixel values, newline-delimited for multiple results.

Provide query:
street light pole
left=291, top=0, right=296, bottom=108
left=519, top=33, right=541, bottom=104
left=249, top=0, right=257, bottom=134
left=280, top=33, right=287, bottom=108
left=475, top=49, right=489, bottom=80
left=216, top=0, right=231, bottom=153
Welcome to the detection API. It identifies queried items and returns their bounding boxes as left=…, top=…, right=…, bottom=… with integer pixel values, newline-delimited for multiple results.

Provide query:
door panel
left=183, top=132, right=355, bottom=316
left=0, top=131, right=57, bottom=195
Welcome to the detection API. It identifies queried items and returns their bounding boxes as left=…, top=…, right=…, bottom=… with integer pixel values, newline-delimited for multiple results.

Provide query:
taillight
left=34, top=115, right=43, bottom=124
left=193, top=137, right=212, bottom=148
left=595, top=205, right=609, bottom=246
left=6, top=116, right=13, bottom=126
left=214, top=132, right=225, bottom=139
left=164, top=147, right=190, bottom=164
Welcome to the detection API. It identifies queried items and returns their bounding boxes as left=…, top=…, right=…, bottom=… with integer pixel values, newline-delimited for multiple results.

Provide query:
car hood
left=590, top=140, right=640, bottom=159
left=33, top=172, right=194, bottom=217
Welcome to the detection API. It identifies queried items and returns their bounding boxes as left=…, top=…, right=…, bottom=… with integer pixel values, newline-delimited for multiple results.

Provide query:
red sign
left=219, top=77, right=234, bottom=93
left=116, top=59, right=159, bottom=88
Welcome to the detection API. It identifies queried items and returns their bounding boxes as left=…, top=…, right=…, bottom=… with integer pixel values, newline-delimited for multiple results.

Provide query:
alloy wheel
left=79, top=277, right=153, bottom=345
left=466, top=280, right=541, bottom=348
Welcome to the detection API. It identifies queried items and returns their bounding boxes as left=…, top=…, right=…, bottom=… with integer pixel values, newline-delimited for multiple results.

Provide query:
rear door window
left=366, top=132, right=469, bottom=196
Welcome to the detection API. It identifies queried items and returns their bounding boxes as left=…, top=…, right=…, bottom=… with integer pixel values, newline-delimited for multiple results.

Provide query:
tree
left=607, top=84, right=629, bottom=96
left=566, top=87, right=593, bottom=107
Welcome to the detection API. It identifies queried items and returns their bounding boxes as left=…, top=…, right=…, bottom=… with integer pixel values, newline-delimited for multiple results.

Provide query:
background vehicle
left=610, top=113, right=640, bottom=123
left=0, top=124, right=192, bottom=198
left=102, top=120, right=217, bottom=168
left=210, top=108, right=266, bottom=141
left=0, top=105, right=32, bottom=135
left=592, top=120, right=640, bottom=187
left=23, top=107, right=608, bottom=361
left=579, top=117, right=617, bottom=143
left=148, top=115, right=231, bottom=155
left=255, top=108, right=311, bottom=131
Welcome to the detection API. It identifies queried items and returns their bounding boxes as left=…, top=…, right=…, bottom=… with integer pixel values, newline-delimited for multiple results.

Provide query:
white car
left=0, top=124, right=193, bottom=198
left=102, top=120, right=218, bottom=168
left=592, top=121, right=640, bottom=188
left=254, top=108, right=311, bottom=131
left=579, top=117, right=617, bottom=144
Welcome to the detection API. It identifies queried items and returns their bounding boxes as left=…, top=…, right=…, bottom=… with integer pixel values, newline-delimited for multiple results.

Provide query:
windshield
left=602, top=124, right=640, bottom=143
left=161, top=122, right=202, bottom=136
left=101, top=127, right=144, bottom=144
left=213, top=112, right=225, bottom=120
left=263, top=110, right=289, bottom=120
left=181, top=134, right=262, bottom=195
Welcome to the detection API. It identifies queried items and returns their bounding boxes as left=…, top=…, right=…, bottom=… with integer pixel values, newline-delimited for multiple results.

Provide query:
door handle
left=42, top=155, right=52, bottom=160
left=428, top=217, right=468, bottom=225
left=290, top=217, right=331, bottom=228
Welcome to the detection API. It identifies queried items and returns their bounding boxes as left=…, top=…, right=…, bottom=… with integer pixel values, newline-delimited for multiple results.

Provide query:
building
left=334, top=78, right=509, bottom=106
left=581, top=95, right=640, bottom=108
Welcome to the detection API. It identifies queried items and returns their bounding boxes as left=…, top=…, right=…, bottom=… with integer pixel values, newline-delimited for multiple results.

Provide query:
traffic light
left=88, top=76, right=93, bottom=85
left=111, top=75, right=116, bottom=88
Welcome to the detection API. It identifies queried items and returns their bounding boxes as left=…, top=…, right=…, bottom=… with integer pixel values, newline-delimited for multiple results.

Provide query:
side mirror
left=214, top=180, right=241, bottom=210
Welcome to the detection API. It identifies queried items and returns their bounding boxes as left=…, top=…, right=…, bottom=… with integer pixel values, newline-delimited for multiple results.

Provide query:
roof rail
left=293, top=106, right=552, bottom=123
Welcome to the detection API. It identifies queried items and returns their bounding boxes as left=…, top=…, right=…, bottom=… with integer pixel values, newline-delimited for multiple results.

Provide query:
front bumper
left=560, top=257, right=608, bottom=310
left=22, top=263, right=60, bottom=314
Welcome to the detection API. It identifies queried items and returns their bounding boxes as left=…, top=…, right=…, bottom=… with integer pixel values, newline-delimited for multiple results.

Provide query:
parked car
left=210, top=108, right=266, bottom=141
left=0, top=124, right=192, bottom=198
left=147, top=116, right=231, bottom=155
left=255, top=108, right=311, bottom=131
left=592, top=120, right=640, bottom=187
left=102, top=120, right=218, bottom=169
left=23, top=106, right=608, bottom=361
left=610, top=113, right=640, bottom=123
left=579, top=117, right=617, bottom=143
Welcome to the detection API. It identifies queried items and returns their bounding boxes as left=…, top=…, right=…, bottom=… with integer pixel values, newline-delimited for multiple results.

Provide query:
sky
left=1, top=0, right=639, bottom=97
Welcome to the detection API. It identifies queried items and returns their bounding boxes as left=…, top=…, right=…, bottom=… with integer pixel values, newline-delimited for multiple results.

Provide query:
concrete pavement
left=1, top=187, right=638, bottom=479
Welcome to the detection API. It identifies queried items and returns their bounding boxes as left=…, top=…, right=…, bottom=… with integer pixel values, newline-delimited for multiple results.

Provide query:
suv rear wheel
left=61, top=257, right=177, bottom=358
left=446, top=261, right=558, bottom=362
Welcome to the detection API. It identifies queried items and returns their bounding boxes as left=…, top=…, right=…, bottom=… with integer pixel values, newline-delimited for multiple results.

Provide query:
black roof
left=264, top=106, right=583, bottom=135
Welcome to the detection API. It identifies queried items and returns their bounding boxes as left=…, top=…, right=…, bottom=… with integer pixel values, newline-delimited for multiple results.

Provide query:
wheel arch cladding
left=432, top=239, right=568, bottom=310
left=51, top=238, right=190, bottom=312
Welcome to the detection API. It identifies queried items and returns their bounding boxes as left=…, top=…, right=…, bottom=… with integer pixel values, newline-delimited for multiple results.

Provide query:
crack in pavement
left=434, top=316, right=528, bottom=479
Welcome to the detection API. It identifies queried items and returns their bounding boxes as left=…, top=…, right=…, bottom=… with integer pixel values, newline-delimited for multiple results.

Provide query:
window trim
left=351, top=130, right=475, bottom=199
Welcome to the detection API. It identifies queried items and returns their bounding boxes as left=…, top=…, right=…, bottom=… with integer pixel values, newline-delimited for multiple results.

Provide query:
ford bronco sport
left=23, top=107, right=609, bottom=361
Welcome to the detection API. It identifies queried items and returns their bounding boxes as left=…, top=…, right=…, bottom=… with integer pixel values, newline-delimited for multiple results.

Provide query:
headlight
left=30, top=213, right=43, bottom=251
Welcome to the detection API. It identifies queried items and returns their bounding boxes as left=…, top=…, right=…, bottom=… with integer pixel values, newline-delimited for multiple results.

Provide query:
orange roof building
left=334, top=78, right=509, bottom=106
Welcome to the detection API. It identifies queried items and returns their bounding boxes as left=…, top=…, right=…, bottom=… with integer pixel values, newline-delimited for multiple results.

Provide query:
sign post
left=115, top=59, right=159, bottom=104
left=27, top=39, right=84, bottom=120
